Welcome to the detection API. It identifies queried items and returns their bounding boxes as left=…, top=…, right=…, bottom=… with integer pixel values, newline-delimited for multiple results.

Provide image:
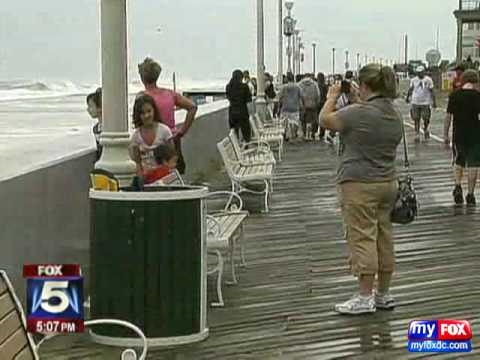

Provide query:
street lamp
left=332, top=47, right=336, bottom=75
left=284, top=2, right=295, bottom=74
left=345, top=50, right=350, bottom=71
left=256, top=0, right=267, bottom=121
left=277, top=0, right=283, bottom=85
left=96, top=0, right=136, bottom=185
left=312, top=42, right=317, bottom=74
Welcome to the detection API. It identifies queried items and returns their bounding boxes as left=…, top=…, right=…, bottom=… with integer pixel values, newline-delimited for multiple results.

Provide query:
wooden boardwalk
left=41, top=103, right=479, bottom=359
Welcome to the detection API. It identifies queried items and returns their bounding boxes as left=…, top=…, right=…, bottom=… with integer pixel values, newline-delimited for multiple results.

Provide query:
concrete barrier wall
left=179, top=100, right=230, bottom=181
left=0, top=101, right=229, bottom=297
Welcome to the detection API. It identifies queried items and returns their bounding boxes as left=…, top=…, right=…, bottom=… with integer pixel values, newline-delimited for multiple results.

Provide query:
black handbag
left=391, top=116, right=418, bottom=224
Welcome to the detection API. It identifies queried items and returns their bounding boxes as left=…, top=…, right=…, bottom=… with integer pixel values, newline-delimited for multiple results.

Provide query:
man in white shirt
left=406, top=66, right=437, bottom=142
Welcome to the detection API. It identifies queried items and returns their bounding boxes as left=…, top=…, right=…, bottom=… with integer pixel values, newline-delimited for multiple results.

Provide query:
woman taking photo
left=319, top=64, right=402, bottom=315
left=226, top=69, right=253, bottom=142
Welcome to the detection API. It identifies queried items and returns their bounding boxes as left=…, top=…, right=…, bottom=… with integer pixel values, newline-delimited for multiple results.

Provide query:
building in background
left=454, top=0, right=480, bottom=62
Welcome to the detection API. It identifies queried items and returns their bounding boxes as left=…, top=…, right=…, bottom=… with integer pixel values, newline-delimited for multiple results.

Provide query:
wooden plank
left=0, top=311, right=22, bottom=345
left=0, top=292, right=15, bottom=321
left=0, top=328, right=29, bottom=360
left=14, top=346, right=35, bottom=360
left=0, top=277, right=7, bottom=297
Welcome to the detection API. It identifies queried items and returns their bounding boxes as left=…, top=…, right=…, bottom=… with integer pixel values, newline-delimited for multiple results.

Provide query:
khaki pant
left=337, top=181, right=398, bottom=276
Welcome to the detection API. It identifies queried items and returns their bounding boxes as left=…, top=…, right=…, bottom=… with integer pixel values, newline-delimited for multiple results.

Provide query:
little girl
left=129, top=94, right=173, bottom=177
left=144, top=144, right=179, bottom=185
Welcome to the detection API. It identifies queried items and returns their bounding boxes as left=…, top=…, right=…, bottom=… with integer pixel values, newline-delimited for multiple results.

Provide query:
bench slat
left=0, top=311, right=22, bottom=345
left=0, top=279, right=7, bottom=297
left=0, top=327, right=29, bottom=360
left=14, top=346, right=35, bottom=360
left=0, top=292, right=16, bottom=321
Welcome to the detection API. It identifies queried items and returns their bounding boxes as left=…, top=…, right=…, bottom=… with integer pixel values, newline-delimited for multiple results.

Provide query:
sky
left=0, top=0, right=459, bottom=84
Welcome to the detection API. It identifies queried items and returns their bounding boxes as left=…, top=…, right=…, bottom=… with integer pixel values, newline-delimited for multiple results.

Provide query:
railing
left=460, top=0, right=480, bottom=10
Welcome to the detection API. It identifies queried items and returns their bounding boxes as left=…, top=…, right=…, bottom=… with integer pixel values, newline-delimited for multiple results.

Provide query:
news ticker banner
left=408, top=320, right=473, bottom=353
left=23, top=264, right=84, bottom=333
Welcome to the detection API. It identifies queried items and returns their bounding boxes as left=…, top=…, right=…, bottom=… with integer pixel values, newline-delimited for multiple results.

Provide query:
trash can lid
left=89, top=185, right=209, bottom=201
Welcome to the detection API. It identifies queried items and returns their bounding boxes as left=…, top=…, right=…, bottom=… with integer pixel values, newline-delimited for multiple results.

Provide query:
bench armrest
left=241, top=140, right=271, bottom=151
left=205, top=191, right=244, bottom=212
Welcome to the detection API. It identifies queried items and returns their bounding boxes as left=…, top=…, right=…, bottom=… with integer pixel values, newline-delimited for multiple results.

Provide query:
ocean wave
left=0, top=78, right=228, bottom=102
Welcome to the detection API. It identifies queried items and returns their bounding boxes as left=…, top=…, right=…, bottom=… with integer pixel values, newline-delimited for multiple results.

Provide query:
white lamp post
left=284, top=2, right=294, bottom=74
left=256, top=0, right=267, bottom=121
left=277, top=0, right=283, bottom=85
left=96, top=0, right=136, bottom=186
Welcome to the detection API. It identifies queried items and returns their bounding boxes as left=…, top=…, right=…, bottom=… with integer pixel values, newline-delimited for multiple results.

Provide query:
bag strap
left=399, top=113, right=410, bottom=170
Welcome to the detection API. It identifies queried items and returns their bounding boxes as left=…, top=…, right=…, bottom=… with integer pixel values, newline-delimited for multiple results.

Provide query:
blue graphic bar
left=408, top=340, right=472, bottom=353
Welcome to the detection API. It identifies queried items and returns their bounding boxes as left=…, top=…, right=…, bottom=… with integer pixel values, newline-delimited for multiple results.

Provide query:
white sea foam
left=0, top=78, right=228, bottom=102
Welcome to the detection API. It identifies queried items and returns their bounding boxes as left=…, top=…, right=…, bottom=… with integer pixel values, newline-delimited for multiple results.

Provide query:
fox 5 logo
left=26, top=277, right=83, bottom=320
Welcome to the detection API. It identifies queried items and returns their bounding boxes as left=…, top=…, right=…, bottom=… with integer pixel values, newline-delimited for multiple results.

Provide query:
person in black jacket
left=317, top=72, right=329, bottom=140
left=226, top=69, right=253, bottom=142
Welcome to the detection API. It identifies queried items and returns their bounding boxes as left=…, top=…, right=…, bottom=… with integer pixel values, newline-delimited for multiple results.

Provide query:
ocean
left=0, top=78, right=228, bottom=181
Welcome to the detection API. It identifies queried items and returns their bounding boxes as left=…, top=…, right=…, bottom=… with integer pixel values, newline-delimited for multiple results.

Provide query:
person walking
left=298, top=74, right=321, bottom=140
left=444, top=69, right=480, bottom=205
left=320, top=64, right=402, bottom=314
left=226, top=69, right=253, bottom=142
left=137, top=57, right=197, bottom=175
left=406, top=65, right=436, bottom=142
left=278, top=72, right=304, bottom=140
left=317, top=72, right=329, bottom=140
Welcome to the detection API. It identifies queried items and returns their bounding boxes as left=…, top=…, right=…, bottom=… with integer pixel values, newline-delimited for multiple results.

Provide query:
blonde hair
left=358, top=64, right=397, bottom=99
left=138, top=57, right=162, bottom=84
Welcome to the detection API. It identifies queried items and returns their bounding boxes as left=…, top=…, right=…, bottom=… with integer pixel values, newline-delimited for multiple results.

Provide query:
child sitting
left=144, top=144, right=179, bottom=185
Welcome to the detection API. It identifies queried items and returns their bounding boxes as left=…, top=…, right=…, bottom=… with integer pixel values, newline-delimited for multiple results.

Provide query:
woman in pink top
left=138, top=57, right=197, bottom=174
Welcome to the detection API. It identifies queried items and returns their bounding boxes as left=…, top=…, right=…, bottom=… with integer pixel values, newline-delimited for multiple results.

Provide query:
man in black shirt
left=444, top=70, right=480, bottom=205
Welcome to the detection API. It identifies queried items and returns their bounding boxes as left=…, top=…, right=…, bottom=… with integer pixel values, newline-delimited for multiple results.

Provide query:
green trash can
left=89, top=186, right=209, bottom=347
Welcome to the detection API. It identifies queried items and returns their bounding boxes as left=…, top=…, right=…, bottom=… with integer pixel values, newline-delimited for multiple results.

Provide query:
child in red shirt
left=143, top=144, right=178, bottom=185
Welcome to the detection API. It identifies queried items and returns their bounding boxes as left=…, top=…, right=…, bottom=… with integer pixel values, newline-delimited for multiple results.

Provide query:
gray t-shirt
left=279, top=82, right=303, bottom=113
left=335, top=97, right=402, bottom=184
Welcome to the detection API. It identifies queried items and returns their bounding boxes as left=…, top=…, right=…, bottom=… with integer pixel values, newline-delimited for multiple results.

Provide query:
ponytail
left=359, top=64, right=397, bottom=99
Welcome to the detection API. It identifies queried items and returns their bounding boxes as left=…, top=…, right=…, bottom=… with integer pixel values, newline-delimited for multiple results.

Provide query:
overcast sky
left=0, top=0, right=458, bottom=84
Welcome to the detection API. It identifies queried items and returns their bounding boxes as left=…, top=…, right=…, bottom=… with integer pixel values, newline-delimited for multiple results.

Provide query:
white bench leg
left=226, top=240, right=238, bottom=285
left=239, top=224, right=247, bottom=268
left=210, top=249, right=225, bottom=307
left=263, top=180, right=270, bottom=213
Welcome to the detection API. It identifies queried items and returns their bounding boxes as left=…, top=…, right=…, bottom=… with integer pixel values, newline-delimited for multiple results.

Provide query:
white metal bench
left=217, top=137, right=274, bottom=212
left=249, top=116, right=284, bottom=161
left=252, top=113, right=285, bottom=136
left=228, top=129, right=276, bottom=167
left=205, top=191, right=248, bottom=307
left=0, top=270, right=147, bottom=360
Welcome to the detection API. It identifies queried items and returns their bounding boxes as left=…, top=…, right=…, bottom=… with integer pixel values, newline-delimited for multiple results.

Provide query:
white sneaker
left=374, top=291, right=396, bottom=310
left=334, top=293, right=376, bottom=315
